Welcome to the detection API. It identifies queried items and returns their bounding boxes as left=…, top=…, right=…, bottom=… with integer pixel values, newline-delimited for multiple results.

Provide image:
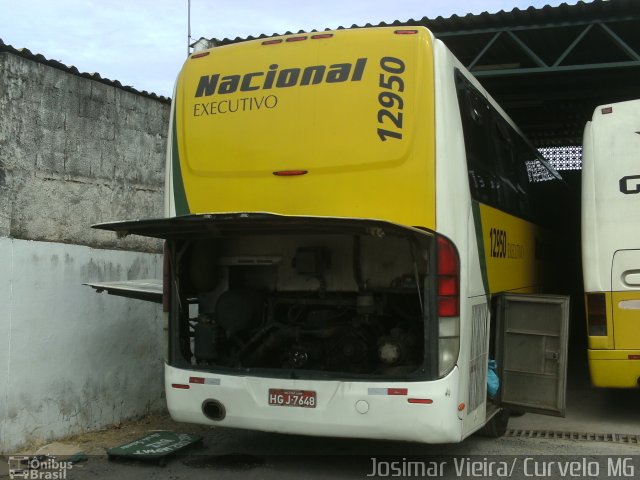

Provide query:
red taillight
left=387, top=388, right=408, bottom=396
left=191, top=51, right=210, bottom=59
left=171, top=383, right=190, bottom=389
left=394, top=30, right=418, bottom=35
left=286, top=36, right=307, bottom=42
left=162, top=242, right=170, bottom=313
left=189, top=377, right=205, bottom=384
left=408, top=398, right=433, bottom=404
left=438, top=297, right=459, bottom=317
left=438, top=276, right=457, bottom=296
left=586, top=293, right=607, bottom=336
left=437, top=236, right=459, bottom=317
left=437, top=236, right=457, bottom=275
left=311, top=34, right=333, bottom=39
left=273, top=170, right=308, bottom=176
left=262, top=39, right=283, bottom=45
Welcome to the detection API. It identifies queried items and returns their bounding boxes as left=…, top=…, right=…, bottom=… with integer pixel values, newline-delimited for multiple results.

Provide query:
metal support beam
left=552, top=24, right=592, bottom=67
left=599, top=22, right=640, bottom=61
left=506, top=30, right=548, bottom=67
left=472, top=60, right=640, bottom=77
left=468, top=31, right=502, bottom=69
left=446, top=17, right=640, bottom=77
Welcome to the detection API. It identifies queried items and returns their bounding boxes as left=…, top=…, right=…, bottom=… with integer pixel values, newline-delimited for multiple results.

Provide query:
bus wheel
left=478, top=409, right=510, bottom=438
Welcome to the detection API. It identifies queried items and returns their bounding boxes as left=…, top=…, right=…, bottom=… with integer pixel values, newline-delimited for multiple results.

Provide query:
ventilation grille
left=468, top=303, right=489, bottom=412
left=507, top=429, right=640, bottom=443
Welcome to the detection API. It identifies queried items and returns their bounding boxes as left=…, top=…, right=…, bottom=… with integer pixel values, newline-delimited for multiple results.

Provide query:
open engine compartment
left=168, top=219, right=436, bottom=379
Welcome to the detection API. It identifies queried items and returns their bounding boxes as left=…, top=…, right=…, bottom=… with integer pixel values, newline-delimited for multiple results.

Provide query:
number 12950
left=377, top=56, right=405, bottom=141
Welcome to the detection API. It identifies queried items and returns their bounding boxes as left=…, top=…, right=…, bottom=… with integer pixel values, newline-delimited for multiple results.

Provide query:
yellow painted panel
left=612, top=291, right=640, bottom=350
left=588, top=349, right=640, bottom=360
left=478, top=204, right=545, bottom=294
left=587, top=355, right=640, bottom=388
left=174, top=27, right=436, bottom=229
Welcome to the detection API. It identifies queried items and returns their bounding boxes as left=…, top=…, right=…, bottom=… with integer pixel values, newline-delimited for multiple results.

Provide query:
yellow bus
left=93, top=27, right=570, bottom=443
left=582, top=99, right=640, bottom=388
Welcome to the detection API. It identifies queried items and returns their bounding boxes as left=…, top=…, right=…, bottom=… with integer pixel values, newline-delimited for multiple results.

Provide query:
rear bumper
left=165, top=364, right=464, bottom=444
left=588, top=350, right=640, bottom=388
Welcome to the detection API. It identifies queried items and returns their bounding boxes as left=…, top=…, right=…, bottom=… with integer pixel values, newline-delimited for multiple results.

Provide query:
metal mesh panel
left=526, top=159, right=556, bottom=182
left=538, top=146, right=583, bottom=170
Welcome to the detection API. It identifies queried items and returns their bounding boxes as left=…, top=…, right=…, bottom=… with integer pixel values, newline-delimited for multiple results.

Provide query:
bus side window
left=455, top=74, right=502, bottom=209
left=491, top=115, right=533, bottom=220
left=456, top=69, right=539, bottom=221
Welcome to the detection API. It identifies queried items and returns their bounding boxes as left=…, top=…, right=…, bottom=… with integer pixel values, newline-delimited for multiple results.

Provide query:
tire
left=478, top=408, right=510, bottom=438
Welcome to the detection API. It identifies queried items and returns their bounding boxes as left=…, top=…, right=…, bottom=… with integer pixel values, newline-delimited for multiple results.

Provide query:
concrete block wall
left=0, top=50, right=168, bottom=251
left=0, top=50, right=170, bottom=452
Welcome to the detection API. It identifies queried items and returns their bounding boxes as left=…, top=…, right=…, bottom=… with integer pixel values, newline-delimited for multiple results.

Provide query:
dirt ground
left=13, top=411, right=210, bottom=456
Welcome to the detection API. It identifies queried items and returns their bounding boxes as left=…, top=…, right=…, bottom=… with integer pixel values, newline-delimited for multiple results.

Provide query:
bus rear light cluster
left=437, top=236, right=460, bottom=317
left=586, top=293, right=607, bottom=336
left=437, top=235, right=460, bottom=377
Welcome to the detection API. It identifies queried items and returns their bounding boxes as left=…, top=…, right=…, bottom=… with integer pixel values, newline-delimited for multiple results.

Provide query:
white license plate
left=268, top=389, right=317, bottom=408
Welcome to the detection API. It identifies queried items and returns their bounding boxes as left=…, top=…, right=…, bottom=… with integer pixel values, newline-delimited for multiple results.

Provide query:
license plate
left=268, top=389, right=317, bottom=408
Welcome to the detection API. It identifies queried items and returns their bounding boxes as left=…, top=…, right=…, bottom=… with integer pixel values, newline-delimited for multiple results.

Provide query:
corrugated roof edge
left=204, top=0, right=634, bottom=46
left=0, top=38, right=171, bottom=104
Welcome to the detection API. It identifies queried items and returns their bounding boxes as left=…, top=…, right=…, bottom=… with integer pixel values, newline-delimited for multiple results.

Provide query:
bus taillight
left=437, top=235, right=460, bottom=376
left=437, top=236, right=459, bottom=317
left=586, top=293, right=607, bottom=336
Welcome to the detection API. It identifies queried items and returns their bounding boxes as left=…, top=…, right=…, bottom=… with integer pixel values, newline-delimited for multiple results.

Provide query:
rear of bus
left=582, top=99, right=640, bottom=388
left=150, top=27, right=472, bottom=443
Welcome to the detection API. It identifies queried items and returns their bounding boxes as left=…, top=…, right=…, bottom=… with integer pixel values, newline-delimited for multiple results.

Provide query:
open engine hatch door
left=89, top=213, right=434, bottom=304
left=91, top=213, right=433, bottom=240
left=85, top=279, right=163, bottom=303
left=495, top=294, right=570, bottom=417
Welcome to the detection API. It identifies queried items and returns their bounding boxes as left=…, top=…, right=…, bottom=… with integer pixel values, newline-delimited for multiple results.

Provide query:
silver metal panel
left=85, top=279, right=163, bottom=303
left=496, top=294, right=570, bottom=417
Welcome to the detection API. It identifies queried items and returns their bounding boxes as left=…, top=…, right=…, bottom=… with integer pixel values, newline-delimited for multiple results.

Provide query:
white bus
left=91, top=27, right=570, bottom=443
left=582, top=99, right=640, bottom=388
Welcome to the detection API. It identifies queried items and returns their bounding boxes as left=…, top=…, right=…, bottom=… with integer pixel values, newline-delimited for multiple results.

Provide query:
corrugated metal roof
left=0, top=38, right=170, bottom=103
left=193, top=0, right=639, bottom=149
left=207, top=0, right=638, bottom=46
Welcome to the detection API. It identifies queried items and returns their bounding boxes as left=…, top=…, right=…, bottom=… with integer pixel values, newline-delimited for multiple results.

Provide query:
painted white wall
left=0, top=238, right=164, bottom=453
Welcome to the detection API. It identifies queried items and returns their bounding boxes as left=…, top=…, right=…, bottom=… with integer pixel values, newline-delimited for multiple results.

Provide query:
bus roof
left=171, top=27, right=437, bottom=229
